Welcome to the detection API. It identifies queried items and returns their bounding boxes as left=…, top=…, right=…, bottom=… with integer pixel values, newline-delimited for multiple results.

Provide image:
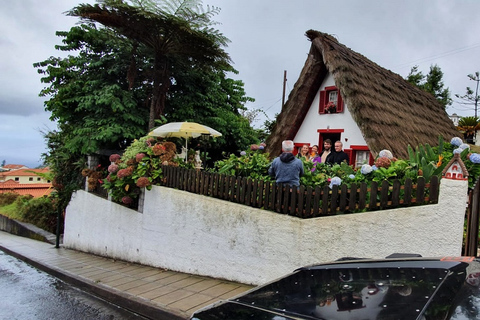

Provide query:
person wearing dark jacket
left=268, top=140, right=304, bottom=186
left=325, top=141, right=349, bottom=165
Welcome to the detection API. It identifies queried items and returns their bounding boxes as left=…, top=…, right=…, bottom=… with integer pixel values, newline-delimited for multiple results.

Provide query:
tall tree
left=68, top=0, right=230, bottom=129
left=406, top=64, right=452, bottom=109
left=456, top=72, right=480, bottom=118
left=34, top=24, right=150, bottom=155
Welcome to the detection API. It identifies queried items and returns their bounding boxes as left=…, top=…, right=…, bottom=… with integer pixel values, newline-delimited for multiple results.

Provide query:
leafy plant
left=102, top=136, right=189, bottom=206
left=213, top=146, right=272, bottom=181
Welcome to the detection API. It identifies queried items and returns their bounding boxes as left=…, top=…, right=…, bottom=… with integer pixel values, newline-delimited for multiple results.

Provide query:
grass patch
left=0, top=203, right=24, bottom=220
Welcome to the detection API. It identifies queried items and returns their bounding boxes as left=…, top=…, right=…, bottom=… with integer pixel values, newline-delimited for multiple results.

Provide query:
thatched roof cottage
left=265, top=30, right=458, bottom=166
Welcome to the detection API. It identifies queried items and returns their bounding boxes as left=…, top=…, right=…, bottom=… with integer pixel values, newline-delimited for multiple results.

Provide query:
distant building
left=0, top=168, right=51, bottom=184
left=0, top=167, right=53, bottom=198
left=0, top=164, right=29, bottom=171
left=449, top=113, right=461, bottom=127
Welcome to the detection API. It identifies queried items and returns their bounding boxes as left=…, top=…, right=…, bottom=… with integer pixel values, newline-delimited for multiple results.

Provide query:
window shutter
left=319, top=90, right=326, bottom=114
left=337, top=90, right=344, bottom=113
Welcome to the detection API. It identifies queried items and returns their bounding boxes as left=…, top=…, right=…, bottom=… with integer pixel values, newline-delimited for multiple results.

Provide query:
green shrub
left=18, top=196, right=58, bottom=234
left=0, top=193, right=20, bottom=206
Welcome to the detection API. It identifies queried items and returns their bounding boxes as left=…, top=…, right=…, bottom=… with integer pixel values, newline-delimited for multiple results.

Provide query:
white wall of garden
left=64, top=178, right=469, bottom=285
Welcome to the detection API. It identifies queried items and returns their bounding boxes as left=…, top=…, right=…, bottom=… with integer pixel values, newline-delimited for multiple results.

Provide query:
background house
left=266, top=30, right=459, bottom=166
left=0, top=164, right=29, bottom=171
left=0, top=167, right=52, bottom=197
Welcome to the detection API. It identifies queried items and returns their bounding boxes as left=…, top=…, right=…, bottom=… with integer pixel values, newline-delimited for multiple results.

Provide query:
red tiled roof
left=0, top=168, right=50, bottom=177
left=0, top=180, right=53, bottom=197
left=2, top=164, right=28, bottom=170
left=0, top=168, right=50, bottom=180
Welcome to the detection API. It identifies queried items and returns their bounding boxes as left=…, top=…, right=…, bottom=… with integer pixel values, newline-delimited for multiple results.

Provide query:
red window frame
left=350, top=145, right=374, bottom=166
left=319, top=86, right=344, bottom=114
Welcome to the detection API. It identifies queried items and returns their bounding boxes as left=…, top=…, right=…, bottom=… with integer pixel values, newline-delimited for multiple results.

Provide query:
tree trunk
left=148, top=56, right=170, bottom=130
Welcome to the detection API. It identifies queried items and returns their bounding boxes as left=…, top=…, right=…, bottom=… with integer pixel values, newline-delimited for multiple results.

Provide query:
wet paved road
left=0, top=250, right=148, bottom=320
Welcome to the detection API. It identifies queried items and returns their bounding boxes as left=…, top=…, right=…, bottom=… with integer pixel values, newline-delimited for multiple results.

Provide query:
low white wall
left=64, top=178, right=468, bottom=285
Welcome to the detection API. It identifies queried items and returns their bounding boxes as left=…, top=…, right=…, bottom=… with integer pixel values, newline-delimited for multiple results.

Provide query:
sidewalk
left=0, top=231, right=254, bottom=319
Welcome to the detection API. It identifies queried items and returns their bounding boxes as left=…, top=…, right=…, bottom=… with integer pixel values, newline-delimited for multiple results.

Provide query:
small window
left=37, top=178, right=41, bottom=181
left=319, top=86, right=344, bottom=114
left=29, top=177, right=33, bottom=181
left=15, top=177, right=19, bottom=181
left=355, top=151, right=370, bottom=168
left=329, top=91, right=338, bottom=104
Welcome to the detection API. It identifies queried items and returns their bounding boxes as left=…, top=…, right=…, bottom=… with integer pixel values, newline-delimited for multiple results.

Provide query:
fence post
left=466, top=180, right=480, bottom=256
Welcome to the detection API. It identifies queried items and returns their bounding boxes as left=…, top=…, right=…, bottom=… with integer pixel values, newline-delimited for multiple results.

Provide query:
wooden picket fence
left=159, top=166, right=440, bottom=218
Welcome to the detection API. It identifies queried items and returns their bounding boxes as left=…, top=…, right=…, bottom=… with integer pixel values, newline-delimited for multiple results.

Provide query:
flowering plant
left=329, top=176, right=342, bottom=189
left=325, top=101, right=336, bottom=113
left=450, top=137, right=463, bottom=147
left=102, top=136, right=182, bottom=207
left=360, top=164, right=373, bottom=175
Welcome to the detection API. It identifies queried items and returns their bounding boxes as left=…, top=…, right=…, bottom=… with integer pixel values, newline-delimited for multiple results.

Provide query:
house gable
left=266, top=30, right=459, bottom=160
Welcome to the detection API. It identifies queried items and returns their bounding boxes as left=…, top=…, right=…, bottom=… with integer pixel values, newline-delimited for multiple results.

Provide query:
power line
left=393, top=43, right=480, bottom=69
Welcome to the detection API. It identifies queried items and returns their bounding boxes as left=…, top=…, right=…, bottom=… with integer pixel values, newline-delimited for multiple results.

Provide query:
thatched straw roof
left=265, top=30, right=459, bottom=159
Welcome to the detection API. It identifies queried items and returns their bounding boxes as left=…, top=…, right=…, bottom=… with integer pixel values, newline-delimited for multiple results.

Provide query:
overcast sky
left=1, top=0, right=480, bottom=167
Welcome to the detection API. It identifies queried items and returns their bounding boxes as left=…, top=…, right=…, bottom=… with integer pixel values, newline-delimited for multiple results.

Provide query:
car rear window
left=233, top=261, right=464, bottom=320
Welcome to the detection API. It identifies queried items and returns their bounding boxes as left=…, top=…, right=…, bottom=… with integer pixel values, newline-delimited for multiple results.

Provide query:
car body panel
left=191, top=257, right=480, bottom=320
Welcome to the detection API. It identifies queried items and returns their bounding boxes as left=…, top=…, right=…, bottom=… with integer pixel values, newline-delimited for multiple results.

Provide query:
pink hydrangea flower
left=109, top=154, right=121, bottom=162
left=121, top=196, right=133, bottom=205
left=136, top=153, right=146, bottom=163
left=108, top=164, right=119, bottom=173
left=136, top=177, right=151, bottom=188
left=117, top=167, right=134, bottom=179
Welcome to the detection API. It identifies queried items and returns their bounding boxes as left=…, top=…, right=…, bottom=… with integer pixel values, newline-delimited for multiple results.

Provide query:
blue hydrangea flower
left=470, top=153, right=480, bottom=164
left=329, top=177, right=342, bottom=189
left=360, top=164, right=372, bottom=175
left=348, top=174, right=355, bottom=179
left=459, top=143, right=470, bottom=150
left=453, top=148, right=463, bottom=154
left=240, top=151, right=246, bottom=156
left=450, top=137, right=463, bottom=147
left=372, top=165, right=378, bottom=171
left=258, top=145, right=264, bottom=150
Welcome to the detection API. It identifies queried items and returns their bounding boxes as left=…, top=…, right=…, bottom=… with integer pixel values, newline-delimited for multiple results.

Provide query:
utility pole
left=282, top=70, right=287, bottom=111
left=470, top=72, right=480, bottom=118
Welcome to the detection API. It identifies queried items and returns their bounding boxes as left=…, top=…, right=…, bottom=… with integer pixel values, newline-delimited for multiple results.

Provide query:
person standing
left=320, top=139, right=332, bottom=163
left=297, top=144, right=310, bottom=161
left=326, top=141, right=349, bottom=165
left=268, top=140, right=304, bottom=186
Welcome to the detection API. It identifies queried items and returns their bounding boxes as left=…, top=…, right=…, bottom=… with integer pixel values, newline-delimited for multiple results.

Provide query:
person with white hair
left=268, top=140, right=304, bottom=186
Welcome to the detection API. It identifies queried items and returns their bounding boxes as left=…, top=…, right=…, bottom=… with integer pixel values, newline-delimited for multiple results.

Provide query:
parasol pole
left=184, top=138, right=188, bottom=162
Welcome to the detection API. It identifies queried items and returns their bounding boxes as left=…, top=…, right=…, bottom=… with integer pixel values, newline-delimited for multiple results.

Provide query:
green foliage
left=210, top=136, right=480, bottom=191
left=166, top=63, right=258, bottom=163
left=102, top=137, right=188, bottom=206
left=0, top=193, right=19, bottom=206
left=34, top=24, right=149, bottom=155
left=18, top=196, right=58, bottom=234
left=457, top=116, right=480, bottom=139
left=212, top=148, right=272, bottom=180
left=68, top=0, right=231, bottom=127
left=407, top=138, right=446, bottom=183
left=406, top=65, right=452, bottom=109
left=35, top=1, right=262, bottom=212
left=0, top=195, right=58, bottom=233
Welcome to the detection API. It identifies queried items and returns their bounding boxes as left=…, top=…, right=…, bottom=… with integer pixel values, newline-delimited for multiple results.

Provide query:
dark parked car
left=190, top=254, right=480, bottom=319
